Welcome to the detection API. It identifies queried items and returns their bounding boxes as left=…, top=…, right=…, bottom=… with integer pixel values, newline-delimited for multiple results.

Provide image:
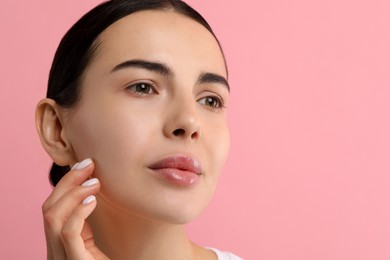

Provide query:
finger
left=43, top=158, right=94, bottom=211
left=43, top=177, right=100, bottom=260
left=61, top=196, right=97, bottom=259
left=83, top=222, right=110, bottom=260
left=48, top=178, right=101, bottom=222
left=42, top=158, right=94, bottom=260
left=44, top=223, right=66, bottom=260
left=44, top=227, right=56, bottom=260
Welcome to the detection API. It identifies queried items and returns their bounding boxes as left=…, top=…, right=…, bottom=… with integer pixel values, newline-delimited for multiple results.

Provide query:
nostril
left=191, top=132, right=199, bottom=139
left=173, top=129, right=185, bottom=136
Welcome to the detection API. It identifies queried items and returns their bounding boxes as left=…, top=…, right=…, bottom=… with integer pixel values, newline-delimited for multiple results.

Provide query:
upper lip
left=148, top=155, right=203, bottom=175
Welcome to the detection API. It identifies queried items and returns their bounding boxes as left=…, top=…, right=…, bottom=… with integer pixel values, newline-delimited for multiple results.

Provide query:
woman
left=35, top=0, right=241, bottom=259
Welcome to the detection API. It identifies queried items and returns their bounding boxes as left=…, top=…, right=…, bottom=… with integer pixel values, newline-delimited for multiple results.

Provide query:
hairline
left=82, top=8, right=228, bottom=89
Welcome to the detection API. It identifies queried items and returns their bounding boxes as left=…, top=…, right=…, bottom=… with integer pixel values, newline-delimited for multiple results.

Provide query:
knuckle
left=43, top=210, right=58, bottom=228
left=41, top=198, right=51, bottom=213
left=61, top=224, right=76, bottom=241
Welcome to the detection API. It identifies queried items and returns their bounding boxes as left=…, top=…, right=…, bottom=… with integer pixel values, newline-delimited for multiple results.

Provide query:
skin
left=36, top=9, right=230, bottom=260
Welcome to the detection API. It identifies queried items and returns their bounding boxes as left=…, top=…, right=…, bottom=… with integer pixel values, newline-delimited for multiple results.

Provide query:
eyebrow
left=112, top=59, right=171, bottom=75
left=111, top=59, right=229, bottom=92
left=197, top=72, right=230, bottom=92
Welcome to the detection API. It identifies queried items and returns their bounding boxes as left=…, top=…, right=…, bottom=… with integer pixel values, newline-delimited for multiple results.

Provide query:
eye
left=126, top=82, right=156, bottom=95
left=198, top=96, right=225, bottom=110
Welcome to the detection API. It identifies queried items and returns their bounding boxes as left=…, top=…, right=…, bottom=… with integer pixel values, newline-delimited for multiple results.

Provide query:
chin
left=152, top=204, right=206, bottom=225
left=127, top=191, right=211, bottom=225
left=95, top=162, right=219, bottom=225
left=148, top=185, right=217, bottom=225
left=98, top=185, right=213, bottom=226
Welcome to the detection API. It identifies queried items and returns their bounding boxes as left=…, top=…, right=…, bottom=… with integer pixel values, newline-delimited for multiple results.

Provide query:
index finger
left=43, top=158, right=95, bottom=210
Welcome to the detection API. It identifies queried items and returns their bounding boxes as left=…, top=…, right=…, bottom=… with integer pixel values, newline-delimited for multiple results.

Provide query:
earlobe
left=35, top=98, right=75, bottom=166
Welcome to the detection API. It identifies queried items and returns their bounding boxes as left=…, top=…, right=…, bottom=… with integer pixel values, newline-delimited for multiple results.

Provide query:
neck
left=88, top=195, right=199, bottom=260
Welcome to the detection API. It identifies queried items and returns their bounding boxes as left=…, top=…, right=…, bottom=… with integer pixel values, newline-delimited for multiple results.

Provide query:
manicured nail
left=82, top=178, right=99, bottom=187
left=82, top=195, right=96, bottom=205
left=71, top=162, right=80, bottom=170
left=74, top=158, right=92, bottom=170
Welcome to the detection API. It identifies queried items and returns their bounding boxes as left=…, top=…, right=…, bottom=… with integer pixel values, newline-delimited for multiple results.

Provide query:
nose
left=163, top=98, right=201, bottom=141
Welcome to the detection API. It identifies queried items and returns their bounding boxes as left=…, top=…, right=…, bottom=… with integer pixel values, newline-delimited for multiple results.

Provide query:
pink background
left=1, top=0, right=390, bottom=259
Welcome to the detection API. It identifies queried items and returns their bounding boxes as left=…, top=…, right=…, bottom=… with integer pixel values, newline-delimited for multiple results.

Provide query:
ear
left=35, top=98, right=75, bottom=166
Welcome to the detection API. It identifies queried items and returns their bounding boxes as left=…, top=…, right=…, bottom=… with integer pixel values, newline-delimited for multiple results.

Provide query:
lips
left=148, top=155, right=202, bottom=175
left=148, top=155, right=203, bottom=186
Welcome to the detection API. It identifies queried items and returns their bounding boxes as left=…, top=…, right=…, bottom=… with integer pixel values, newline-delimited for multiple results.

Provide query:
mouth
left=148, top=155, right=203, bottom=186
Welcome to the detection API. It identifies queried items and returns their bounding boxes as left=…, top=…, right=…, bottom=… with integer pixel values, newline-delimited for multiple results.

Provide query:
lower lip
left=149, top=168, right=200, bottom=186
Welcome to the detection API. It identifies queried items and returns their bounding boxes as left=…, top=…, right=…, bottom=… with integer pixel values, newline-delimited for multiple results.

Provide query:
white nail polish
left=74, top=158, right=92, bottom=170
left=82, top=178, right=99, bottom=187
left=82, top=195, right=96, bottom=205
left=71, top=162, right=80, bottom=170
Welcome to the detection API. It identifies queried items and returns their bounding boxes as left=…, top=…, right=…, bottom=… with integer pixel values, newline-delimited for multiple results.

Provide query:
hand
left=42, top=158, right=109, bottom=260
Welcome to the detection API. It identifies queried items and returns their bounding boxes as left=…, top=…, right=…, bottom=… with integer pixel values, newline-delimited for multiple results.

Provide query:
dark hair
left=47, top=0, right=225, bottom=186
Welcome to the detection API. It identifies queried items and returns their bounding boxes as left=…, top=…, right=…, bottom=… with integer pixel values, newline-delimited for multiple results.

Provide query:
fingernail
left=71, top=162, right=80, bottom=170
left=82, top=195, right=96, bottom=205
left=82, top=178, right=99, bottom=187
left=74, top=158, right=92, bottom=170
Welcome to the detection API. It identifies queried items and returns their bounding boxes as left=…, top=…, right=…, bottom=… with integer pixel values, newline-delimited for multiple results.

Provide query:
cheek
left=210, top=114, right=230, bottom=154
left=204, top=119, right=230, bottom=179
left=67, top=106, right=166, bottom=214
left=66, top=104, right=159, bottom=173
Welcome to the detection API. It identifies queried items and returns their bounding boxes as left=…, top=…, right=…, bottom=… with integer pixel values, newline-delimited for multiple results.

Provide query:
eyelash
left=125, top=82, right=226, bottom=110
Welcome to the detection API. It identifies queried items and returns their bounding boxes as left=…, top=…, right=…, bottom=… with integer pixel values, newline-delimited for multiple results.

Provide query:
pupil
left=137, top=84, right=148, bottom=92
left=208, top=98, right=216, bottom=107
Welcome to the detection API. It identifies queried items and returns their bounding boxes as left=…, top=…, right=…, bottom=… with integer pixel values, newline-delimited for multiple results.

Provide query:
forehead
left=89, top=10, right=226, bottom=77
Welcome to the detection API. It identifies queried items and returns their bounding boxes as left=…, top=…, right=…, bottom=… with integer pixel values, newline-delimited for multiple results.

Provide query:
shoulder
left=206, top=247, right=243, bottom=260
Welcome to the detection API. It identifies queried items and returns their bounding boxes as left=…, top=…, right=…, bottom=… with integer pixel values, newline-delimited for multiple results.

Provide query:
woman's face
left=63, top=10, right=229, bottom=224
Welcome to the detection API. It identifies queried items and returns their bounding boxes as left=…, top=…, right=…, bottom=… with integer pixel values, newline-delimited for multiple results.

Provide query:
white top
left=207, top=247, right=243, bottom=260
